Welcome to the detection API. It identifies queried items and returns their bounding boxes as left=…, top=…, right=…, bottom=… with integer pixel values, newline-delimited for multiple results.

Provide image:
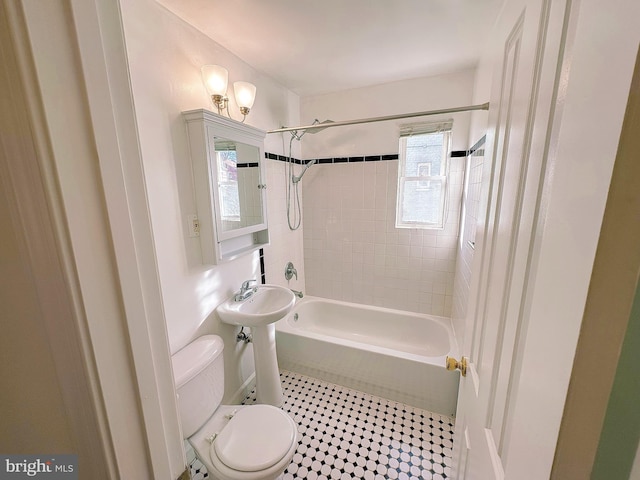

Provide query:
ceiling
left=156, top=0, right=504, bottom=97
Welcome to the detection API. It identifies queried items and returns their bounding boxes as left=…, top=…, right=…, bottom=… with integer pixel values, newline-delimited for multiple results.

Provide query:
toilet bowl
left=171, top=335, right=298, bottom=480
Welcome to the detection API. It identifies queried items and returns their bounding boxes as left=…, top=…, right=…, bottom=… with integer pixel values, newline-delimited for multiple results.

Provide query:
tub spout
left=291, top=289, right=304, bottom=298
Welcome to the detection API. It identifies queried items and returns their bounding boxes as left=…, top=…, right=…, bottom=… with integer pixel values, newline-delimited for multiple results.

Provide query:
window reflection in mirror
left=214, top=137, right=263, bottom=232
left=215, top=141, right=240, bottom=226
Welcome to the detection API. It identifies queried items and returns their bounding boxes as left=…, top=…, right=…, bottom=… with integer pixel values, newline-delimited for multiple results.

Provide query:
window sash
left=396, top=127, right=451, bottom=230
left=396, top=176, right=447, bottom=228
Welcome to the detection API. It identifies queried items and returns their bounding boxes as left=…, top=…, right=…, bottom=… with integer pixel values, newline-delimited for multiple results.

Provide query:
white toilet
left=172, top=335, right=299, bottom=480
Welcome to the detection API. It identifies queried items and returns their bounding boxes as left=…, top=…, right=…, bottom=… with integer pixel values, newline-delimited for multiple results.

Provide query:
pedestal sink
left=216, top=284, right=295, bottom=406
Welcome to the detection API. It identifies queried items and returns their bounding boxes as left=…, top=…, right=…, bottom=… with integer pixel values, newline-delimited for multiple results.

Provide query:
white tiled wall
left=302, top=158, right=465, bottom=316
left=451, top=152, right=484, bottom=344
left=262, top=158, right=306, bottom=293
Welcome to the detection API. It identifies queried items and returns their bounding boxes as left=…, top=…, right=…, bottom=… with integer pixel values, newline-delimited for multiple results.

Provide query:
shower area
left=254, top=95, right=486, bottom=478
left=272, top=79, right=485, bottom=325
left=261, top=70, right=488, bottom=421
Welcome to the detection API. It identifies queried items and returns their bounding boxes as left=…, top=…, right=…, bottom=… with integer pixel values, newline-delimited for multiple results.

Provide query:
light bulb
left=233, top=81, right=257, bottom=114
left=201, top=65, right=228, bottom=96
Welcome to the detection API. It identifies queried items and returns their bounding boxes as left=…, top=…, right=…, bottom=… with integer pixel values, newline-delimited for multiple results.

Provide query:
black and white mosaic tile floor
left=188, top=370, right=454, bottom=480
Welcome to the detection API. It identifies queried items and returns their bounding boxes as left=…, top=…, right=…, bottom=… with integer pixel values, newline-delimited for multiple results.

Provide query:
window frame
left=395, top=123, right=452, bottom=230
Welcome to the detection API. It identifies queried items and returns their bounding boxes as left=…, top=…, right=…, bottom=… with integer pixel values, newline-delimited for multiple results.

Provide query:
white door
left=451, top=0, right=572, bottom=477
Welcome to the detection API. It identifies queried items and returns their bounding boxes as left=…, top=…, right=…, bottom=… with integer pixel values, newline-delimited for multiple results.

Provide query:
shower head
left=290, top=119, right=333, bottom=140
left=306, top=119, right=334, bottom=134
left=292, top=159, right=317, bottom=184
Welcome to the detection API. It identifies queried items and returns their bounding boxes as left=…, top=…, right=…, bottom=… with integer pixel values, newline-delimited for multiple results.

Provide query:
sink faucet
left=234, top=279, right=257, bottom=302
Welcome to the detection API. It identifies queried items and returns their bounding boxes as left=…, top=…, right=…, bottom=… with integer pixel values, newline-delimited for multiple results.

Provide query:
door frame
left=1, top=0, right=185, bottom=477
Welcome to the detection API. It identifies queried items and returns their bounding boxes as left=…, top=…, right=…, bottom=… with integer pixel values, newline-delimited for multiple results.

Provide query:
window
left=396, top=122, right=452, bottom=229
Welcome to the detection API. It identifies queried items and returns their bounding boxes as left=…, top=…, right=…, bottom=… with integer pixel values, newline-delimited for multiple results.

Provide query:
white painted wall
left=120, top=0, right=304, bottom=399
left=300, top=69, right=475, bottom=158
left=298, top=70, right=474, bottom=316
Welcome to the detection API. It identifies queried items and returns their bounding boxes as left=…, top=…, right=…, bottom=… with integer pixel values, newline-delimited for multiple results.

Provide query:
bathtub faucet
left=284, top=262, right=298, bottom=281
left=234, top=279, right=257, bottom=302
left=291, top=289, right=304, bottom=298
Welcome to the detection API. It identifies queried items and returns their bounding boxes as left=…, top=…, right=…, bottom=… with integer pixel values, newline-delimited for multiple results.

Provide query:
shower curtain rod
left=267, top=102, right=490, bottom=134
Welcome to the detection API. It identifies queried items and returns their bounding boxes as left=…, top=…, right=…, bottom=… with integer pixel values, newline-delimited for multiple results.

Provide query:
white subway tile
left=397, top=232, right=411, bottom=246
left=432, top=294, right=445, bottom=308
left=385, top=232, right=399, bottom=245
left=433, top=283, right=447, bottom=295
left=421, top=247, right=436, bottom=259
left=419, top=292, right=433, bottom=305
left=436, top=235, right=456, bottom=248
left=422, top=235, right=438, bottom=247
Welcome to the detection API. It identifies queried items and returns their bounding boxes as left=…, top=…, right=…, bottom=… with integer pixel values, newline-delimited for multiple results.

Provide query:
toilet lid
left=213, top=405, right=296, bottom=472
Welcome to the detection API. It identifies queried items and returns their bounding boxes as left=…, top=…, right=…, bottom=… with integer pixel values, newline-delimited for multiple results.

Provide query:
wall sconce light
left=201, top=65, right=256, bottom=122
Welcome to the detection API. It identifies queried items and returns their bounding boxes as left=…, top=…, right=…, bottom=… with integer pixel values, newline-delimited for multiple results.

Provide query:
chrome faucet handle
left=234, top=280, right=258, bottom=302
left=241, top=279, right=257, bottom=291
left=284, top=262, right=298, bottom=281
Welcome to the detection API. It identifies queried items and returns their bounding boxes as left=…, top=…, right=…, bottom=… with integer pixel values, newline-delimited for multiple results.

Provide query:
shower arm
left=268, top=102, right=489, bottom=135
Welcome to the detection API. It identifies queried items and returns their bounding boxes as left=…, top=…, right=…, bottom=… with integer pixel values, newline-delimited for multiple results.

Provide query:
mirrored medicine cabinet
left=183, top=109, right=269, bottom=264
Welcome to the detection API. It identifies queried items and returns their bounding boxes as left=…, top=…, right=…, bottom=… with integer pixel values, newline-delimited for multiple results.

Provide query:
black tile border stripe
left=258, top=248, right=266, bottom=285
left=263, top=136, right=485, bottom=166
left=450, top=136, right=486, bottom=158
left=265, top=152, right=399, bottom=164
left=237, top=162, right=259, bottom=168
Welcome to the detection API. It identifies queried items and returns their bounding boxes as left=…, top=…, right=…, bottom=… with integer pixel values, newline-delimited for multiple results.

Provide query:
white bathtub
left=275, top=296, right=460, bottom=416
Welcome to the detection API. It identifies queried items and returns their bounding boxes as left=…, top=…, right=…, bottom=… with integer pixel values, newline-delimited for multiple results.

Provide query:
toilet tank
left=171, top=335, right=225, bottom=438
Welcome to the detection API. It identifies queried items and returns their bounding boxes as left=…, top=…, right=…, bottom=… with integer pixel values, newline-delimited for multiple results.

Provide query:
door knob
left=446, top=356, right=468, bottom=377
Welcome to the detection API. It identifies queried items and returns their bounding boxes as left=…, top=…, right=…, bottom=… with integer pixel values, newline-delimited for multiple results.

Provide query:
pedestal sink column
left=216, top=284, right=293, bottom=407
left=251, top=323, right=284, bottom=406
